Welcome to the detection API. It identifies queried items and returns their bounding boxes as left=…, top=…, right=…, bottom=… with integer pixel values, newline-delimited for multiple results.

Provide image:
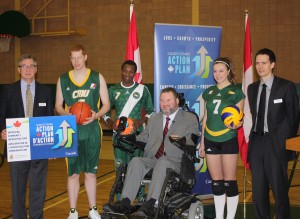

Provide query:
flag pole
left=243, top=9, right=249, bottom=219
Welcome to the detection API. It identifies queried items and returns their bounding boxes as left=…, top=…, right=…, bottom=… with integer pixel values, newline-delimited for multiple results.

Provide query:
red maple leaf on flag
left=13, top=120, right=22, bottom=128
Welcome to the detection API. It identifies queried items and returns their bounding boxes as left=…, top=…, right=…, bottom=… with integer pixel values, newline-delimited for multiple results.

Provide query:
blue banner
left=6, top=115, right=78, bottom=161
left=154, top=23, right=222, bottom=195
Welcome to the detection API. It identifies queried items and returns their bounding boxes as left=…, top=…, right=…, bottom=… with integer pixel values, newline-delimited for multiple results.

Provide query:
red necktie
left=155, top=117, right=170, bottom=159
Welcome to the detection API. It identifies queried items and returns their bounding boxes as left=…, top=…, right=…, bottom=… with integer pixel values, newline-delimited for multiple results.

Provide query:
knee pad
left=212, top=180, right=225, bottom=196
left=224, top=180, right=238, bottom=197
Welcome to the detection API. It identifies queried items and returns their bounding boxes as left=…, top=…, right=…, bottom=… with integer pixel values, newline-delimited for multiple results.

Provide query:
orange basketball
left=69, top=102, right=92, bottom=125
left=115, top=117, right=135, bottom=135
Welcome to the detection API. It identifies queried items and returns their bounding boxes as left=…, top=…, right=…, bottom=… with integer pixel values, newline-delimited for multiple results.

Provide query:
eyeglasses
left=18, top=65, right=37, bottom=70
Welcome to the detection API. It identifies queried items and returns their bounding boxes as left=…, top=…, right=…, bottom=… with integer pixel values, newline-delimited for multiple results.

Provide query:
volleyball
left=221, top=105, right=244, bottom=128
left=115, top=117, right=135, bottom=135
left=69, top=102, right=92, bottom=125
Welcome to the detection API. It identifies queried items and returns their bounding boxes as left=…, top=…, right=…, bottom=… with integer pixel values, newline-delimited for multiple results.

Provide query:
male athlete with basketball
left=55, top=44, right=110, bottom=219
left=198, top=57, right=245, bottom=219
left=102, top=60, right=154, bottom=200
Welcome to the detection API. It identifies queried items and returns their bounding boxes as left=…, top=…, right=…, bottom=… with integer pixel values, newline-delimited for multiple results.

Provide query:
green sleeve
left=235, top=87, right=246, bottom=104
left=143, top=86, right=154, bottom=116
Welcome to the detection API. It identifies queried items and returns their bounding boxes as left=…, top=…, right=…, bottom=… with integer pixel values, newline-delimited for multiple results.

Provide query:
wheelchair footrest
left=163, top=193, right=198, bottom=217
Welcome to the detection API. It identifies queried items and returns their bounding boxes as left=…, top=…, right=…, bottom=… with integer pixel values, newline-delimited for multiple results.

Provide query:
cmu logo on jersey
left=72, top=90, right=90, bottom=98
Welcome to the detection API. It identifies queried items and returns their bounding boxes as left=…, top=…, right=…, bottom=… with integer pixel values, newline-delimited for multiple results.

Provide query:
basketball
left=115, top=117, right=135, bottom=135
left=221, top=105, right=244, bottom=128
left=69, top=102, right=92, bottom=125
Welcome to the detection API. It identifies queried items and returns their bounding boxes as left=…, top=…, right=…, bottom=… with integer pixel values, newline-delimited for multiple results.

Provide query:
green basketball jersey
left=60, top=69, right=100, bottom=112
left=203, top=84, right=245, bottom=142
left=60, top=69, right=102, bottom=175
left=107, top=82, right=154, bottom=133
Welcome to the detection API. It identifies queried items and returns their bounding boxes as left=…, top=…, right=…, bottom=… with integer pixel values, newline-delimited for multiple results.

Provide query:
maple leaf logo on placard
left=36, top=132, right=41, bottom=137
left=13, top=120, right=22, bottom=128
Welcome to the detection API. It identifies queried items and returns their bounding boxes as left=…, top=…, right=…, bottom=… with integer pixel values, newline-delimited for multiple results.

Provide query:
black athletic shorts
left=204, top=137, right=239, bottom=154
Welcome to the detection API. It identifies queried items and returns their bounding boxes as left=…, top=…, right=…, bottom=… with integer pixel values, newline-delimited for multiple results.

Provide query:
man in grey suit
left=247, top=48, right=299, bottom=219
left=103, top=87, right=199, bottom=217
left=0, top=54, right=54, bottom=219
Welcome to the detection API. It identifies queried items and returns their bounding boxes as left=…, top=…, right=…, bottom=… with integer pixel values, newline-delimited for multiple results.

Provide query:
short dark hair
left=255, top=48, right=276, bottom=63
left=121, top=60, right=137, bottom=73
left=161, top=87, right=178, bottom=99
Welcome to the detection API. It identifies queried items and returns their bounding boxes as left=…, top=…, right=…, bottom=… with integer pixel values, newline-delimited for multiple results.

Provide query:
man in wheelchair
left=103, top=87, right=199, bottom=217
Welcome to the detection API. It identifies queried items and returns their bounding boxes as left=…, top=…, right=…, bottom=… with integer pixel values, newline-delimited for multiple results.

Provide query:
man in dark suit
left=247, top=48, right=299, bottom=219
left=103, top=87, right=199, bottom=217
left=0, top=54, right=54, bottom=219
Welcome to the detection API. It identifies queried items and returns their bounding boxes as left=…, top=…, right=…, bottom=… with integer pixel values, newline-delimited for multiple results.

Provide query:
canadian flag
left=238, top=11, right=253, bottom=169
left=126, top=1, right=142, bottom=83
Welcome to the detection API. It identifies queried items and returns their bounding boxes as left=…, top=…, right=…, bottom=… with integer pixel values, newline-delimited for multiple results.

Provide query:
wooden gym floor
left=0, top=135, right=300, bottom=219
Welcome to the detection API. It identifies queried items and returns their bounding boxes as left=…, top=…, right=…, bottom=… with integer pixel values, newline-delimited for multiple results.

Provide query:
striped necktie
left=155, top=117, right=170, bottom=159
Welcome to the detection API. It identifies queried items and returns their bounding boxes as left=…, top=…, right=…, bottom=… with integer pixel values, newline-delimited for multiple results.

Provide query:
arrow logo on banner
left=64, top=129, right=75, bottom=148
left=201, top=56, right=213, bottom=78
left=52, top=129, right=63, bottom=149
left=195, top=46, right=208, bottom=76
left=51, top=120, right=75, bottom=149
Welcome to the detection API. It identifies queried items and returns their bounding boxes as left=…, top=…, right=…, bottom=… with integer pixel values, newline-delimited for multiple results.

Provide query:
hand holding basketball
left=69, top=102, right=92, bottom=125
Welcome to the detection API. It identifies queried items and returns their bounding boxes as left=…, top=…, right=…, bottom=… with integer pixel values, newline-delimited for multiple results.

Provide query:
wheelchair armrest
left=169, top=135, right=199, bottom=163
left=115, top=133, right=146, bottom=152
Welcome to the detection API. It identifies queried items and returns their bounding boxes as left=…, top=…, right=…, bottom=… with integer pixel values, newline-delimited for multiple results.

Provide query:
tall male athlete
left=55, top=44, right=110, bottom=219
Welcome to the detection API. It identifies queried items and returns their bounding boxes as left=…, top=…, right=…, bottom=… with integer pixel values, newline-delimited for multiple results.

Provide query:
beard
left=161, top=107, right=176, bottom=116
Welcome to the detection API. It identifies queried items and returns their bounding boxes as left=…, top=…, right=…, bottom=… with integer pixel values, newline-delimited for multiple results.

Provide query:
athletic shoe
left=88, top=207, right=101, bottom=219
left=67, top=209, right=78, bottom=219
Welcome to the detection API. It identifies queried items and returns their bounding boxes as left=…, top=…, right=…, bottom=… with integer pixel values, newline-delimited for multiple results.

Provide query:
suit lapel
left=33, top=82, right=39, bottom=114
left=252, top=82, right=260, bottom=119
left=168, top=110, right=182, bottom=134
left=268, top=76, right=280, bottom=114
left=16, top=81, right=26, bottom=117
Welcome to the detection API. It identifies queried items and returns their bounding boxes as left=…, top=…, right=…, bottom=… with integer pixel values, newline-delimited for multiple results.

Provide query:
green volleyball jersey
left=203, top=84, right=245, bottom=142
left=60, top=69, right=100, bottom=112
left=107, top=82, right=154, bottom=133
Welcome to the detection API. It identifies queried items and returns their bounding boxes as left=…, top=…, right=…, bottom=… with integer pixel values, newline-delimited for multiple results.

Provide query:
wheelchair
left=103, top=129, right=204, bottom=219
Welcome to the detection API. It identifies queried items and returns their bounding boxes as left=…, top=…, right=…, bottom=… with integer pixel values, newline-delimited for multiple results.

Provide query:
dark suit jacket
left=247, top=76, right=299, bottom=161
left=136, top=109, right=199, bottom=162
left=0, top=80, right=54, bottom=132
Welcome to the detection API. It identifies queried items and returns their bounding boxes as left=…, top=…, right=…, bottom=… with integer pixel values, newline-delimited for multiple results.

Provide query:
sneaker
left=67, top=209, right=78, bottom=219
left=88, top=208, right=101, bottom=219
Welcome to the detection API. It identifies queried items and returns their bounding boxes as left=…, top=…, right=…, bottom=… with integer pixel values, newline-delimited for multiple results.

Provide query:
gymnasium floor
left=0, top=135, right=300, bottom=219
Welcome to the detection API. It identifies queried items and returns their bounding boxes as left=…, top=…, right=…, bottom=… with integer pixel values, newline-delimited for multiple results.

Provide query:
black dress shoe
left=102, top=201, right=130, bottom=214
left=131, top=202, right=155, bottom=218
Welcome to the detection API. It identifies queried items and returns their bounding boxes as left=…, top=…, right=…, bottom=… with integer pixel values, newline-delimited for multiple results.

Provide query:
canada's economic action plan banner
left=6, top=115, right=78, bottom=162
left=154, top=23, right=222, bottom=196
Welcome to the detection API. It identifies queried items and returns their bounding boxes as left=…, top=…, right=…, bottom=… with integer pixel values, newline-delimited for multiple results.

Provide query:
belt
left=253, top=131, right=269, bottom=136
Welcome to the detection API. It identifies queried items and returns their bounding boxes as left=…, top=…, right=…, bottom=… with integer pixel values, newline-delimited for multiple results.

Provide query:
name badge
left=39, top=103, right=46, bottom=106
left=273, top=99, right=283, bottom=104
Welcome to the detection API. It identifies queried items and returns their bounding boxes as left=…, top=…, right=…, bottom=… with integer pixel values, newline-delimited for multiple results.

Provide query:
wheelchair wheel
left=187, top=201, right=204, bottom=219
